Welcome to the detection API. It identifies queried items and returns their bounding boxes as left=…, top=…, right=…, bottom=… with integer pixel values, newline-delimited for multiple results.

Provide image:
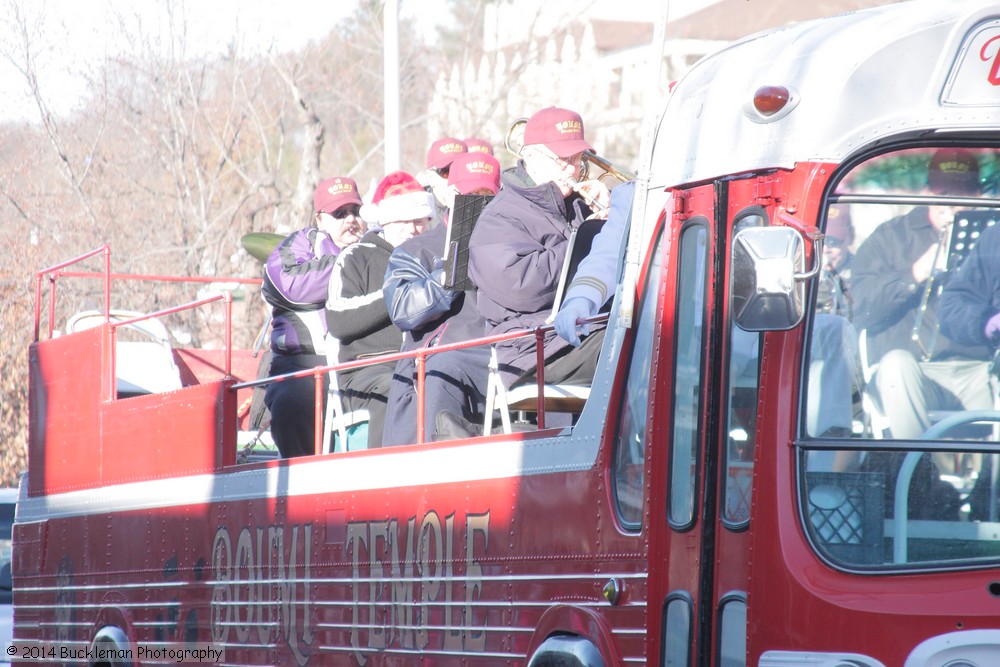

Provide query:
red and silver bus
left=16, top=1, right=1000, bottom=665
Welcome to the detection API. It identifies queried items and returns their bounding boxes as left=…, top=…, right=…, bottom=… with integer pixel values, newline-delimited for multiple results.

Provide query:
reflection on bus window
left=724, top=211, right=765, bottom=526
left=662, top=594, right=692, bottom=667
left=800, top=146, right=1000, bottom=570
left=717, top=595, right=747, bottom=667
left=669, top=223, right=708, bottom=528
left=613, top=230, right=665, bottom=529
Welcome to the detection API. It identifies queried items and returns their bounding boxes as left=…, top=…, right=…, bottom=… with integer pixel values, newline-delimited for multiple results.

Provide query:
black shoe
left=433, top=410, right=479, bottom=441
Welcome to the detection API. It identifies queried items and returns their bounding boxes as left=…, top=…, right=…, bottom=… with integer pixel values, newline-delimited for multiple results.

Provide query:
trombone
left=503, top=117, right=636, bottom=207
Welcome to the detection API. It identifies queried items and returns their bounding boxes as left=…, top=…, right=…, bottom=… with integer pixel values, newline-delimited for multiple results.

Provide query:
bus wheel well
left=527, top=633, right=605, bottom=667
left=89, top=625, right=134, bottom=667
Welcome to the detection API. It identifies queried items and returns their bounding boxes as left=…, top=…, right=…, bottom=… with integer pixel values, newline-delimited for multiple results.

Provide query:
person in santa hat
left=326, top=170, right=434, bottom=449
left=381, top=152, right=502, bottom=444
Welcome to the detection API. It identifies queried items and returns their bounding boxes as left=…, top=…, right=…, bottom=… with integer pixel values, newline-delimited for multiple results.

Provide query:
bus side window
left=669, top=223, right=709, bottom=529
left=612, top=229, right=665, bottom=529
left=724, top=210, right=765, bottom=526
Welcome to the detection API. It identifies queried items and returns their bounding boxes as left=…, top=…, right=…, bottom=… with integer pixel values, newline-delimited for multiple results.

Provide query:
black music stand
left=947, top=209, right=999, bottom=270
left=913, top=209, right=998, bottom=359
left=443, top=194, right=493, bottom=291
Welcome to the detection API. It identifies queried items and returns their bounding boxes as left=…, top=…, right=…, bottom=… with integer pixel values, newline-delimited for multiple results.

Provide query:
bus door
left=645, top=178, right=765, bottom=666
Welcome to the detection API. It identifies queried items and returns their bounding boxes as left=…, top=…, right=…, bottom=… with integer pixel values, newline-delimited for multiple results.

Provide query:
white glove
left=554, top=297, right=596, bottom=347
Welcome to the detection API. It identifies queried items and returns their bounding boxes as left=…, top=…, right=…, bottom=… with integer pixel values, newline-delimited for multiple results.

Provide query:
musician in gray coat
left=468, top=106, right=609, bottom=390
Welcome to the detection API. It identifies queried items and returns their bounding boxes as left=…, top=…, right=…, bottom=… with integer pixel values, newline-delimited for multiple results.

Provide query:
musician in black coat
left=852, top=148, right=991, bottom=442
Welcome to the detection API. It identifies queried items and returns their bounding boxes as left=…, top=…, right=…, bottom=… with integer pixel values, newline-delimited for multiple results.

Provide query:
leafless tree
left=0, top=0, right=441, bottom=486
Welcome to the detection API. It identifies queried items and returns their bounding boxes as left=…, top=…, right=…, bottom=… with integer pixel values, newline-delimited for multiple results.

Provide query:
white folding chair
left=857, top=329, right=891, bottom=439
left=66, top=309, right=183, bottom=396
left=482, top=346, right=591, bottom=435
left=321, top=358, right=370, bottom=454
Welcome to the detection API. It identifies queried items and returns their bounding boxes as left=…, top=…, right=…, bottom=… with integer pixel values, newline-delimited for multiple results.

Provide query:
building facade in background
left=426, top=0, right=904, bottom=166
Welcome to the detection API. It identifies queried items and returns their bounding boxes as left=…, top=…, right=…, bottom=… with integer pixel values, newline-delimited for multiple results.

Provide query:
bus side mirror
left=731, top=226, right=816, bottom=331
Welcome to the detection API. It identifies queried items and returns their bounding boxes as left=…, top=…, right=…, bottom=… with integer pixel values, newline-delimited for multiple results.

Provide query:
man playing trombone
left=468, top=106, right=611, bottom=393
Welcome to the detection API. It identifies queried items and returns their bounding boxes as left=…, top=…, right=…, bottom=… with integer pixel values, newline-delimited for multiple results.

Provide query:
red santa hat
left=360, top=171, right=436, bottom=226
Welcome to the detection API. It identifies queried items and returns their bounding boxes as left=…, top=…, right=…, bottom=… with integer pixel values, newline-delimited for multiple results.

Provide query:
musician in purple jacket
left=262, top=176, right=365, bottom=458
left=468, top=106, right=609, bottom=390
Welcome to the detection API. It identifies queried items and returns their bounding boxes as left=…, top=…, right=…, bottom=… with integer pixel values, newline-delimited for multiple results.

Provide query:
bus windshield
left=800, top=145, right=1000, bottom=570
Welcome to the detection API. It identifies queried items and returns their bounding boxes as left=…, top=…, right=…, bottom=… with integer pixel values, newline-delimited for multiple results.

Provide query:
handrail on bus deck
left=231, top=313, right=611, bottom=454
left=33, top=245, right=111, bottom=342
left=35, top=245, right=609, bottom=452
left=32, top=244, right=267, bottom=404
left=32, top=245, right=260, bottom=343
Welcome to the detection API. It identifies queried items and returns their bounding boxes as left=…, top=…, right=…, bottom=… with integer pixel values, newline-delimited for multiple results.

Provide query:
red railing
left=34, top=245, right=609, bottom=454
left=33, top=245, right=111, bottom=342
left=32, top=247, right=260, bottom=343
left=232, top=314, right=609, bottom=453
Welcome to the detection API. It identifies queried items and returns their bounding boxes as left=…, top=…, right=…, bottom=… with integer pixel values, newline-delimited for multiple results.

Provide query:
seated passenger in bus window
left=806, top=314, right=862, bottom=445
left=736, top=312, right=859, bottom=469
left=327, top=171, right=432, bottom=449
left=816, top=204, right=855, bottom=319
left=468, top=106, right=610, bottom=391
left=938, top=203, right=1000, bottom=521
left=939, top=213, right=1000, bottom=349
left=851, top=148, right=993, bottom=447
left=381, top=153, right=502, bottom=444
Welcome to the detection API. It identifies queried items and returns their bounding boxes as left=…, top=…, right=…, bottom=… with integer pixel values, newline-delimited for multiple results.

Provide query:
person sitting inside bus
left=849, top=148, right=992, bottom=521
left=939, top=213, right=1000, bottom=350
left=326, top=171, right=432, bottom=449
left=939, top=205, right=1000, bottom=521
left=816, top=203, right=855, bottom=319
left=468, top=106, right=610, bottom=393
left=851, top=148, right=993, bottom=444
left=262, top=176, right=365, bottom=458
left=381, top=152, right=502, bottom=444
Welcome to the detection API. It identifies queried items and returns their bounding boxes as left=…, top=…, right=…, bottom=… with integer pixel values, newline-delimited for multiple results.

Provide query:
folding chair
left=482, top=344, right=590, bottom=435
left=857, top=329, right=891, bottom=439
left=321, top=359, right=370, bottom=454
left=66, top=309, right=183, bottom=397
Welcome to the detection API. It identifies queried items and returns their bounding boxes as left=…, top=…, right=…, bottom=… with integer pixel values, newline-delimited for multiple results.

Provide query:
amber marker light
left=753, top=85, right=791, bottom=116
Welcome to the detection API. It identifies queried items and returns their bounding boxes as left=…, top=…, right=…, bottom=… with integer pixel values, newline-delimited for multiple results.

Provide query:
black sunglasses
left=329, top=205, right=361, bottom=220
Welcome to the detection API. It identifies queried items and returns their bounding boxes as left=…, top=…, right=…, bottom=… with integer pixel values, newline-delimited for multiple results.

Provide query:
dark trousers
left=382, top=346, right=491, bottom=446
left=264, top=353, right=328, bottom=458
left=340, top=361, right=394, bottom=449
left=514, top=327, right=607, bottom=388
